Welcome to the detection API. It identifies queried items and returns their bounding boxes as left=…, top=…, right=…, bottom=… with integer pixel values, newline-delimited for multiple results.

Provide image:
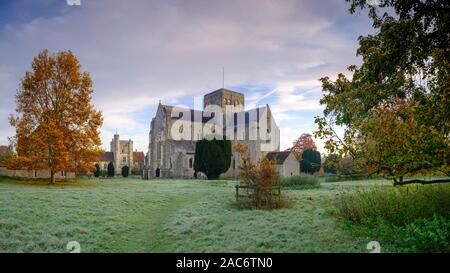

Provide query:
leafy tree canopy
left=288, top=133, right=317, bottom=160
left=315, top=0, right=449, bottom=185
left=8, top=50, right=103, bottom=183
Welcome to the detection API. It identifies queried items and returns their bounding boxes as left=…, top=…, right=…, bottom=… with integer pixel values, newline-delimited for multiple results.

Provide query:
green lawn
left=0, top=176, right=393, bottom=253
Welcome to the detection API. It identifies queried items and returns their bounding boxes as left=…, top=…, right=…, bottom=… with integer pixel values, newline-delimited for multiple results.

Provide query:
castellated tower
left=110, top=134, right=133, bottom=175
left=113, top=134, right=120, bottom=173
left=128, top=139, right=133, bottom=171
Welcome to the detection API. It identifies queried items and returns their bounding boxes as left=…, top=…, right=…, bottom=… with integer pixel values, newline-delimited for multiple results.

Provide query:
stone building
left=266, top=151, right=300, bottom=177
left=144, top=88, right=280, bottom=179
left=97, top=134, right=144, bottom=175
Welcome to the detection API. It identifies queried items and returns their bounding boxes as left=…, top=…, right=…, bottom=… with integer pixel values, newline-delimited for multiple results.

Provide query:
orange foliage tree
left=8, top=50, right=103, bottom=183
left=234, top=143, right=279, bottom=187
left=288, top=133, right=317, bottom=160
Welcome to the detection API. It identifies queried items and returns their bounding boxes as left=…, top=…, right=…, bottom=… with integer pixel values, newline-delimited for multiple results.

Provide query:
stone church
left=144, top=88, right=281, bottom=179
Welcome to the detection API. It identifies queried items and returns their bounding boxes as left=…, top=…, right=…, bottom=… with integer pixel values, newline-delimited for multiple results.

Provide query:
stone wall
left=0, top=167, right=75, bottom=179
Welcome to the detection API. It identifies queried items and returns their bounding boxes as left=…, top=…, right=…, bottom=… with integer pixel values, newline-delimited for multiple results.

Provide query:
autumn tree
left=288, top=133, right=317, bottom=160
left=315, top=1, right=449, bottom=185
left=8, top=50, right=103, bottom=183
left=235, top=143, right=280, bottom=209
left=235, top=143, right=279, bottom=187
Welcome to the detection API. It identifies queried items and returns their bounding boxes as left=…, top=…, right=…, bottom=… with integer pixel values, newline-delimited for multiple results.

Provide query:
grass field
left=0, top=176, right=402, bottom=252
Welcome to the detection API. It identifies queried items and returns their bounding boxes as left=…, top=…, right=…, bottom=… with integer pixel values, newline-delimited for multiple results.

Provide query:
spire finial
left=222, top=67, right=225, bottom=89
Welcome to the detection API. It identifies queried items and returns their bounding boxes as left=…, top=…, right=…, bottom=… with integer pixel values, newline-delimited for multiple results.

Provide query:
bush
left=336, top=184, right=450, bottom=252
left=278, top=174, right=320, bottom=189
left=121, top=166, right=129, bottom=177
left=300, top=149, right=321, bottom=174
left=94, top=164, right=100, bottom=178
left=107, top=162, right=115, bottom=177
left=194, top=138, right=231, bottom=180
left=336, top=184, right=450, bottom=225
left=234, top=143, right=281, bottom=209
left=345, top=215, right=449, bottom=253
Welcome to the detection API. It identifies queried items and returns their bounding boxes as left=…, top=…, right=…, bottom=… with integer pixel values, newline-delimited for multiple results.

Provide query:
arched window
left=179, top=125, right=183, bottom=133
left=189, top=158, right=193, bottom=169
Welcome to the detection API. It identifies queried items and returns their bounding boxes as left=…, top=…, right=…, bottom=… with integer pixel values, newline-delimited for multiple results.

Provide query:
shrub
left=278, top=174, right=320, bottom=189
left=107, top=162, right=115, bottom=177
left=335, top=184, right=450, bottom=225
left=194, top=138, right=231, bottom=180
left=300, top=149, right=321, bottom=174
left=336, top=184, right=450, bottom=252
left=94, top=164, right=100, bottom=178
left=121, top=166, right=129, bottom=177
left=234, top=143, right=281, bottom=209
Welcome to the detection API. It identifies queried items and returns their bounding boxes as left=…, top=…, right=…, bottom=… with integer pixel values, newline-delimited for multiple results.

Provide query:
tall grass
left=335, top=184, right=450, bottom=252
left=278, top=174, right=320, bottom=189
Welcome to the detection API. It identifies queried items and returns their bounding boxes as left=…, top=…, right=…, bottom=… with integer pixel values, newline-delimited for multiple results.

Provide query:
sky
left=0, top=0, right=376, bottom=154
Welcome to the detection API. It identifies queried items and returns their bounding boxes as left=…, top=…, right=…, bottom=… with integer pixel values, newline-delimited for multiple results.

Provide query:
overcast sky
left=0, top=0, right=375, bottom=153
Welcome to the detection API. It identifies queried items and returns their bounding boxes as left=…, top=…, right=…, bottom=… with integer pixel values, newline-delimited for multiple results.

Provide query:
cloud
left=0, top=0, right=373, bottom=152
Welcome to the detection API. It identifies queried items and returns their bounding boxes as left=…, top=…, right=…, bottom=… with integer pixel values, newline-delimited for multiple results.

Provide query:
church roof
left=266, top=151, right=292, bottom=165
left=100, top=152, right=114, bottom=162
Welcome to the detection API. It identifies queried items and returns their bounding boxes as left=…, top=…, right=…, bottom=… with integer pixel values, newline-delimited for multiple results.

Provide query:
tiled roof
left=265, top=151, right=292, bottom=164
left=100, top=152, right=114, bottom=162
left=133, top=152, right=145, bottom=162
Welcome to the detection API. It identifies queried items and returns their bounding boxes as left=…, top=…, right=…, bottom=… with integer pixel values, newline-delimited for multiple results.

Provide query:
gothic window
left=34, top=170, right=37, bottom=177
left=189, top=158, right=193, bottom=169
left=179, top=125, right=183, bottom=133
left=233, top=159, right=236, bottom=169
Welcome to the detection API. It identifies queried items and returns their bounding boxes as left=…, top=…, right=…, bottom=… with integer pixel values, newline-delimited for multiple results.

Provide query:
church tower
left=203, top=88, right=244, bottom=112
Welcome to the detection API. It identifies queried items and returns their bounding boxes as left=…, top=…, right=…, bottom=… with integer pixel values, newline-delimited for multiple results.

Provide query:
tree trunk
left=50, top=170, right=55, bottom=184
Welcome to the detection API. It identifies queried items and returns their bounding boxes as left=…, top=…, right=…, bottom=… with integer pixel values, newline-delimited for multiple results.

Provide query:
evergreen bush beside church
left=122, top=166, right=129, bottom=177
left=107, top=162, right=115, bottom=177
left=194, top=138, right=231, bottom=180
